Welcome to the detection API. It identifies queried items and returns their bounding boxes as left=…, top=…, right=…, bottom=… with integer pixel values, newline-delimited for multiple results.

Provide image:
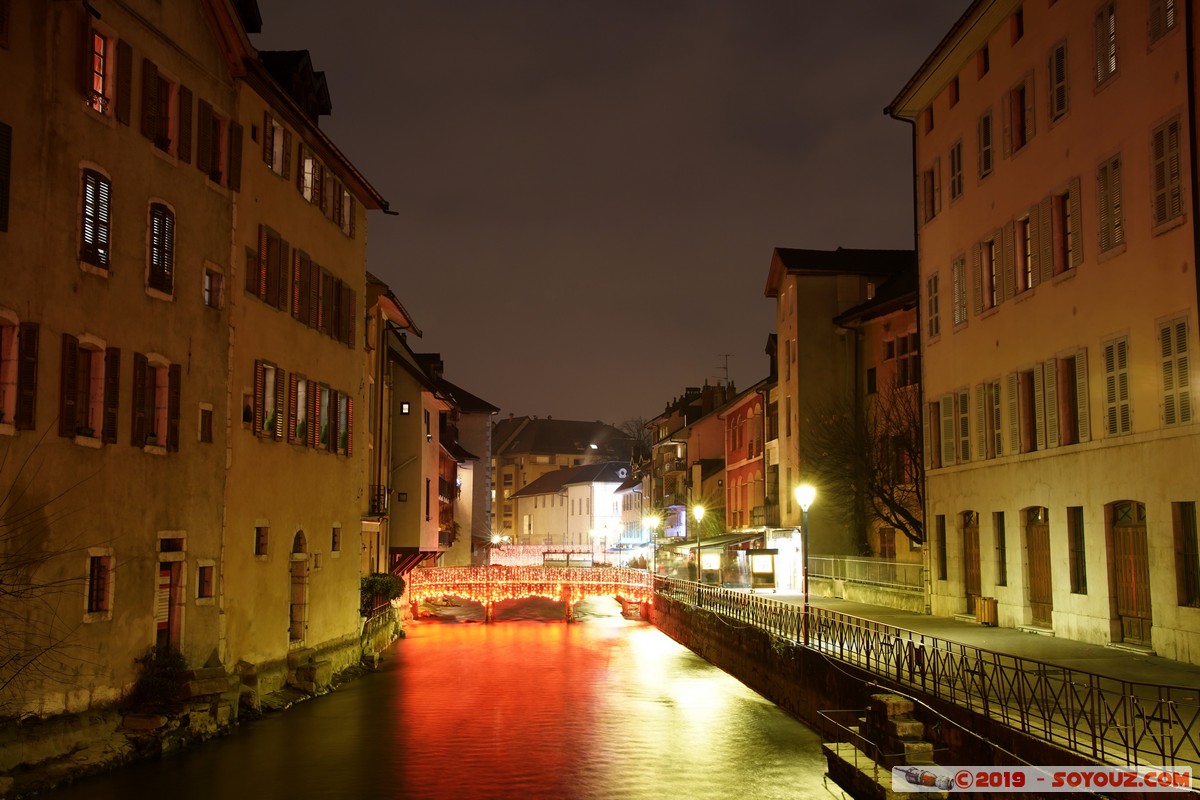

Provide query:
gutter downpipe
left=1186, top=0, right=1200, bottom=323
left=885, top=106, right=930, bottom=615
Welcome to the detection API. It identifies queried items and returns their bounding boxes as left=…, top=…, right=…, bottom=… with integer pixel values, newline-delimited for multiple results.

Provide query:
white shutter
left=1006, top=372, right=1020, bottom=454
left=958, top=388, right=971, bottom=463
left=1162, top=320, right=1192, bottom=426
left=1045, top=358, right=1060, bottom=448
left=940, top=395, right=956, bottom=466
left=975, top=383, right=987, bottom=460
left=1033, top=364, right=1047, bottom=451
left=1075, top=348, right=1090, bottom=443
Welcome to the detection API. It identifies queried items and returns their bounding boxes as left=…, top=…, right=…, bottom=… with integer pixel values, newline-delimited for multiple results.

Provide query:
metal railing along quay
left=807, top=555, right=924, bottom=592
left=654, top=576, right=1200, bottom=773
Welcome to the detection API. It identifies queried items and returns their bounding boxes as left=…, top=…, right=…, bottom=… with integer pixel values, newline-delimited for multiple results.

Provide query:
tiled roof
left=509, top=462, right=632, bottom=498
left=493, top=417, right=631, bottom=458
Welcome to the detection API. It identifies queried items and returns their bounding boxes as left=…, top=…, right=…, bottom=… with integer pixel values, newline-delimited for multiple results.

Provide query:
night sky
left=251, top=1, right=969, bottom=425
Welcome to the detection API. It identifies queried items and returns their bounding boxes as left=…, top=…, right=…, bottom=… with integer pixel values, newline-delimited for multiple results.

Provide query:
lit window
left=87, top=29, right=111, bottom=114
left=81, top=169, right=112, bottom=268
left=203, top=268, right=224, bottom=309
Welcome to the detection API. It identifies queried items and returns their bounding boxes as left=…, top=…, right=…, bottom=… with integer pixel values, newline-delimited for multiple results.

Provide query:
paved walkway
left=750, top=590, right=1200, bottom=691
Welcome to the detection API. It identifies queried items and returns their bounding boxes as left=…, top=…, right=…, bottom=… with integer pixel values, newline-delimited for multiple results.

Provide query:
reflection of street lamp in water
left=793, top=485, right=815, bottom=645
left=692, top=505, right=705, bottom=584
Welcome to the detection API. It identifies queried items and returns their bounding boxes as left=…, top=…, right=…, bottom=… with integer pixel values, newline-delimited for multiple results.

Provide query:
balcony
left=368, top=484, right=389, bottom=516
left=751, top=503, right=780, bottom=528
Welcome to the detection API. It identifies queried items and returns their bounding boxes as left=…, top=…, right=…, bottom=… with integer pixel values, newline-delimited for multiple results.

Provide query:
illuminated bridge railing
left=408, top=565, right=654, bottom=607
left=654, top=576, right=1200, bottom=775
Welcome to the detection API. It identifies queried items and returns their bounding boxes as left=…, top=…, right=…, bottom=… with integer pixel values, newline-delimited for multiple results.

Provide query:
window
left=936, top=395, right=955, bottom=467
left=1054, top=351, right=1090, bottom=445
left=87, top=29, right=112, bottom=114
left=957, top=388, right=971, bottom=463
left=883, top=340, right=895, bottom=361
left=1149, top=0, right=1177, bottom=44
left=254, top=360, right=284, bottom=440
left=1049, top=42, right=1068, bottom=121
left=141, top=59, right=175, bottom=152
left=288, top=374, right=308, bottom=444
left=250, top=225, right=289, bottom=310
left=1160, top=318, right=1192, bottom=427
left=332, top=526, right=341, bottom=552
left=952, top=256, right=968, bottom=325
left=337, top=392, right=352, bottom=455
left=196, top=100, right=242, bottom=190
left=86, top=554, right=112, bottom=613
left=1016, top=216, right=1032, bottom=293
left=866, top=367, right=877, bottom=395
left=1013, top=368, right=1041, bottom=453
left=319, top=384, right=332, bottom=448
left=978, top=45, right=990, bottom=78
left=975, top=380, right=1003, bottom=459
left=254, top=525, right=269, bottom=556
left=1, top=321, right=36, bottom=431
left=60, top=335, right=118, bottom=443
left=203, top=267, right=223, bottom=309
left=80, top=169, right=111, bottom=268
left=921, top=159, right=941, bottom=223
left=199, top=405, right=213, bottom=443
left=0, top=0, right=9, bottom=49
left=923, top=107, right=934, bottom=133
left=197, top=565, right=215, bottom=599
left=1051, top=179, right=1082, bottom=273
left=898, top=332, right=920, bottom=387
left=948, top=77, right=959, bottom=107
left=1067, top=506, right=1087, bottom=593
left=926, top=274, right=940, bottom=339
left=1175, top=501, right=1200, bottom=606
left=148, top=203, right=175, bottom=294
left=878, top=528, right=896, bottom=560
left=1103, top=337, right=1132, bottom=435
left=982, top=237, right=999, bottom=310
left=1095, top=3, right=1117, bottom=85
left=1011, top=7, right=1024, bottom=43
left=0, top=121, right=10, bottom=231
left=978, top=110, right=994, bottom=178
left=1005, top=73, right=1034, bottom=154
left=132, top=354, right=180, bottom=450
left=263, top=114, right=291, bottom=178
left=935, top=515, right=947, bottom=580
left=994, top=511, right=1008, bottom=586
left=1097, top=155, right=1123, bottom=252
left=1152, top=117, right=1183, bottom=228
left=949, top=141, right=963, bottom=201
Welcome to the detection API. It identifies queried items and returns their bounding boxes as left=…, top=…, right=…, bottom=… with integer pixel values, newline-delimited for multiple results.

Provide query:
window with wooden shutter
left=1074, top=348, right=1090, bottom=443
left=978, top=109, right=993, bottom=178
left=956, top=388, right=970, bottom=462
left=141, top=59, right=172, bottom=151
left=1149, top=0, right=1176, bottom=45
left=196, top=98, right=213, bottom=175
left=131, top=352, right=147, bottom=445
left=59, top=334, right=79, bottom=438
left=1032, top=364, right=1046, bottom=451
left=0, top=121, right=9, bottom=232
left=102, top=347, right=119, bottom=443
left=1044, top=358, right=1060, bottom=448
left=166, top=363, right=180, bottom=451
left=307, top=380, right=319, bottom=447
left=148, top=203, right=174, bottom=294
left=328, top=389, right=340, bottom=453
left=1005, top=372, right=1020, bottom=455
left=14, top=322, right=37, bottom=430
left=1103, top=337, right=1131, bottom=435
left=346, top=397, right=353, bottom=456
left=80, top=169, right=111, bottom=268
left=1095, top=3, right=1117, bottom=85
left=1049, top=42, right=1068, bottom=121
left=1001, top=221, right=1015, bottom=302
left=253, top=359, right=265, bottom=437
left=1161, top=319, right=1192, bottom=427
left=275, top=236, right=289, bottom=310
left=307, top=259, right=320, bottom=328
left=318, top=384, right=330, bottom=448
left=951, top=256, right=967, bottom=326
left=273, top=366, right=285, bottom=441
left=1152, top=117, right=1183, bottom=228
left=973, top=383, right=987, bottom=460
left=939, top=394, right=955, bottom=466
left=1097, top=155, right=1123, bottom=252
left=287, top=373, right=299, bottom=443
left=177, top=85, right=192, bottom=164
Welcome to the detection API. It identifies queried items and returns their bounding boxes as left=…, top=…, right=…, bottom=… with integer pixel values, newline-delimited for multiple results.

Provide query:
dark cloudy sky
left=252, top=1, right=969, bottom=425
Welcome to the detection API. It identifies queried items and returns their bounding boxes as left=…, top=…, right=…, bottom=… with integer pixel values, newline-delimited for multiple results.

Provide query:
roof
left=437, top=378, right=499, bottom=415
left=367, top=272, right=422, bottom=336
left=509, top=462, right=632, bottom=499
left=833, top=268, right=919, bottom=327
left=493, top=417, right=631, bottom=458
left=764, top=247, right=915, bottom=297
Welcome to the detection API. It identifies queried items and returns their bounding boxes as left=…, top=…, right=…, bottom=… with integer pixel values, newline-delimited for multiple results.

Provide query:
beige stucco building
left=890, top=0, right=1200, bottom=660
left=0, top=0, right=237, bottom=715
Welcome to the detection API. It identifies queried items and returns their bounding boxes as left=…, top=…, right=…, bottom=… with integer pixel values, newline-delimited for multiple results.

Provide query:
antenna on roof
left=717, top=354, right=733, bottom=384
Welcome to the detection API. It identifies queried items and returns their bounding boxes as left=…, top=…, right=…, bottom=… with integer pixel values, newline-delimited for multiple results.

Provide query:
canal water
left=44, top=598, right=846, bottom=800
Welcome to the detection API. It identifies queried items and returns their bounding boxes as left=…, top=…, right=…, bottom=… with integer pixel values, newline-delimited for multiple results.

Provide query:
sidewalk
left=751, top=589, right=1200, bottom=691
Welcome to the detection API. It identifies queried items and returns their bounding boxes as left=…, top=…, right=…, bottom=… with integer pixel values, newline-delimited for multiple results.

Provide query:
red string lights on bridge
left=407, top=566, right=655, bottom=612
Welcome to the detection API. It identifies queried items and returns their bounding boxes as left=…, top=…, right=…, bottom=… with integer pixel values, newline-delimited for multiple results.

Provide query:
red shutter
left=317, top=270, right=329, bottom=334
left=140, top=58, right=158, bottom=141
left=59, top=334, right=78, bottom=437
left=229, top=121, right=243, bottom=192
left=177, top=85, right=193, bottom=163
left=346, top=397, right=354, bottom=456
left=262, top=111, right=273, bottom=165
left=102, top=347, right=120, bottom=443
left=253, top=359, right=265, bottom=437
left=166, top=363, right=181, bottom=451
left=131, top=352, right=147, bottom=445
left=273, top=365, right=285, bottom=441
left=15, top=322, right=38, bottom=430
left=196, top=99, right=213, bottom=176
left=287, top=372, right=298, bottom=442
left=115, top=40, right=132, bottom=126
left=307, top=381, right=319, bottom=447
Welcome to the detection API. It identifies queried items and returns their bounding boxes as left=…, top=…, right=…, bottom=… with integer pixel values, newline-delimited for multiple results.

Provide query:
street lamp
left=692, top=504, right=705, bottom=584
left=794, top=484, right=815, bottom=645
left=643, top=513, right=661, bottom=575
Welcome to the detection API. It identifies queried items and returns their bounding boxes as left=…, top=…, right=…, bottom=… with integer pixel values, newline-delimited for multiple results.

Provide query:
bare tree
left=803, top=380, right=924, bottom=549
left=0, top=429, right=97, bottom=717
left=617, top=417, right=652, bottom=463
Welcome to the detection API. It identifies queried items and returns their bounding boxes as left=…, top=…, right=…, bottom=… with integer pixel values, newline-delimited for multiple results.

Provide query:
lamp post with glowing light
left=692, top=504, right=706, bottom=584
left=643, top=513, right=661, bottom=575
left=794, top=484, right=815, bottom=645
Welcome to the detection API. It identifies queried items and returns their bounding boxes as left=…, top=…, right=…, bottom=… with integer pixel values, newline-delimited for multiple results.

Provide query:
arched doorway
left=1109, top=500, right=1151, bottom=645
left=290, top=531, right=309, bottom=643
left=1025, top=507, right=1053, bottom=627
left=962, top=511, right=981, bottom=615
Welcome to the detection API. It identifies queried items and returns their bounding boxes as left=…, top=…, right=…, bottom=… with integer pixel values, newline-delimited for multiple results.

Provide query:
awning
left=667, top=532, right=767, bottom=553
left=389, top=548, right=440, bottom=577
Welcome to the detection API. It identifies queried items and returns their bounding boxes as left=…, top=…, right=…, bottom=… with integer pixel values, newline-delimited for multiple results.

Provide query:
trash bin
left=976, top=596, right=998, bottom=626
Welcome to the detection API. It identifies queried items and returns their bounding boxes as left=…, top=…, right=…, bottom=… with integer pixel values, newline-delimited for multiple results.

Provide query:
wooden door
left=1027, top=510, right=1053, bottom=627
left=963, top=514, right=981, bottom=615
left=1113, top=501, right=1152, bottom=645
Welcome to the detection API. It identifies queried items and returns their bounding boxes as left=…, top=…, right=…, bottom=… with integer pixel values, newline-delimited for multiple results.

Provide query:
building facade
left=889, top=0, right=1200, bottom=660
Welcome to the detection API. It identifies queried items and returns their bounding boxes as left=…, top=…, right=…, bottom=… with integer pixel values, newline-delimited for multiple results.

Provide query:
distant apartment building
left=508, top=462, right=629, bottom=552
left=889, top=0, right=1200, bottom=660
left=490, top=416, right=630, bottom=535
left=764, top=247, right=914, bottom=556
